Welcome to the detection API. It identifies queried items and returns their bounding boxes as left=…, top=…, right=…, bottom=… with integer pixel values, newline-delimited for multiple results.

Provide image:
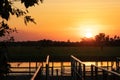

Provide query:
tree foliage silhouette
left=95, top=33, right=106, bottom=50
left=0, top=0, right=43, bottom=37
left=95, top=33, right=105, bottom=43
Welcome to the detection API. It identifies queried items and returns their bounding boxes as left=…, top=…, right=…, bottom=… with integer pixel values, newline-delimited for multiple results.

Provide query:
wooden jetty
left=6, top=55, right=120, bottom=80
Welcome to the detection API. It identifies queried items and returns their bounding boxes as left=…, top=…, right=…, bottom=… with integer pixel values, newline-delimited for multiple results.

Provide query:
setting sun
left=77, top=19, right=102, bottom=39
left=84, top=28, right=93, bottom=38
left=85, top=32, right=93, bottom=38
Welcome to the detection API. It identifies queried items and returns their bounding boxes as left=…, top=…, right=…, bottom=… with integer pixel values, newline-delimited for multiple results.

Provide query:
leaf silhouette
left=0, top=0, right=12, bottom=20
left=24, top=16, right=36, bottom=25
left=0, top=21, right=15, bottom=37
left=21, top=0, right=39, bottom=8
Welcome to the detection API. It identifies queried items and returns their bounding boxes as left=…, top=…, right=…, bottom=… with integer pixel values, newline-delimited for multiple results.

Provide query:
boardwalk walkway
left=6, top=55, right=120, bottom=80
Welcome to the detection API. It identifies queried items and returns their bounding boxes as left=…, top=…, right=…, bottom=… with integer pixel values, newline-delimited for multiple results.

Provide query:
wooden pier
left=6, top=55, right=120, bottom=80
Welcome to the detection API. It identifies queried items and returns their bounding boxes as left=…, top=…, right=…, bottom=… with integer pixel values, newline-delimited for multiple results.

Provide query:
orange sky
left=7, top=0, right=120, bottom=41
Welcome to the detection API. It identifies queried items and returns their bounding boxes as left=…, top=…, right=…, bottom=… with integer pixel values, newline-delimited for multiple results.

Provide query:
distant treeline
left=1, top=33, right=120, bottom=47
left=0, top=38, right=120, bottom=47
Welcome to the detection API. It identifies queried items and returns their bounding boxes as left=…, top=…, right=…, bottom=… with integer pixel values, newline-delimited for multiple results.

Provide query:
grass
left=7, top=46, right=120, bottom=61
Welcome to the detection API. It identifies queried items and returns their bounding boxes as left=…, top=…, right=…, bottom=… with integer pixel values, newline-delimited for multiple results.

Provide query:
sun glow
left=78, top=19, right=101, bottom=38
left=82, top=27, right=98, bottom=38
left=84, top=28, right=93, bottom=38
left=85, top=32, right=93, bottom=38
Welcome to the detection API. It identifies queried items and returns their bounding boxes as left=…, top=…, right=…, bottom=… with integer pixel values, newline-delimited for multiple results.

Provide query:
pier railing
left=116, top=57, right=120, bottom=73
left=71, top=55, right=120, bottom=80
left=30, top=64, right=42, bottom=80
left=71, top=55, right=86, bottom=80
left=31, top=55, right=50, bottom=80
left=9, top=61, right=40, bottom=75
left=46, top=55, right=50, bottom=80
left=8, top=55, right=120, bottom=80
left=91, top=64, right=120, bottom=80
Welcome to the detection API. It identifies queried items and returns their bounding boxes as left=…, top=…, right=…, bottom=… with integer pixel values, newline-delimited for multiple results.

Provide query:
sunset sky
left=7, top=0, right=120, bottom=41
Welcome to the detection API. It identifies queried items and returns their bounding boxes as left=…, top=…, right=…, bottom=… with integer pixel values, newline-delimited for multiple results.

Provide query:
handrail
left=46, top=55, right=49, bottom=65
left=71, top=55, right=120, bottom=80
left=91, top=64, right=120, bottom=76
left=46, top=55, right=50, bottom=80
left=71, top=55, right=85, bottom=65
left=71, top=55, right=86, bottom=79
left=30, top=64, right=42, bottom=80
left=30, top=55, right=50, bottom=80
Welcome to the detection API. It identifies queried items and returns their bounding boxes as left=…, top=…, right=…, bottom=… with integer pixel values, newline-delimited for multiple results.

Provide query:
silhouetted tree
left=112, top=35, right=120, bottom=46
left=105, top=35, right=109, bottom=42
left=104, top=35, right=110, bottom=46
left=0, top=0, right=43, bottom=37
left=95, top=33, right=105, bottom=50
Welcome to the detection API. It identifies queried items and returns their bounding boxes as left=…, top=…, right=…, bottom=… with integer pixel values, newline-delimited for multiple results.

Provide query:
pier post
left=107, top=61, right=109, bottom=70
left=103, top=70, right=108, bottom=80
left=55, top=69, right=59, bottom=80
left=116, top=57, right=120, bottom=73
left=75, top=61, right=77, bottom=80
left=91, top=65, right=94, bottom=80
left=51, top=62, right=53, bottom=76
left=46, top=64, right=49, bottom=80
left=36, top=61, right=37, bottom=70
left=83, top=64, right=86, bottom=80
left=29, top=61, right=31, bottom=75
left=71, top=59, right=74, bottom=77
left=61, top=62, right=64, bottom=76
left=46, top=55, right=49, bottom=80
left=95, top=66, right=98, bottom=80
left=78, top=63, right=82, bottom=78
